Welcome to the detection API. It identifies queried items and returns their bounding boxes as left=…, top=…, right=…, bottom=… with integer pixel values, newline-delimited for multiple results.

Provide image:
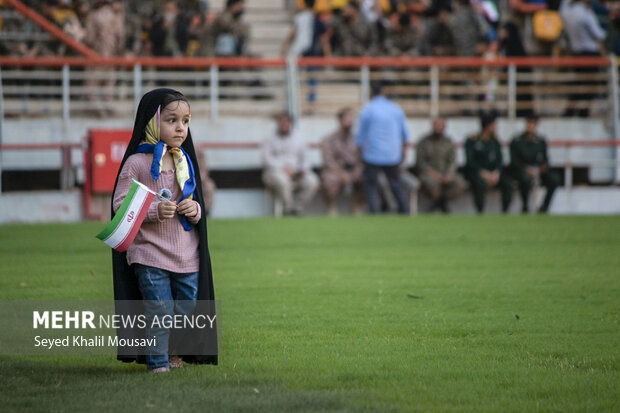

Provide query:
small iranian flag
left=96, top=180, right=157, bottom=252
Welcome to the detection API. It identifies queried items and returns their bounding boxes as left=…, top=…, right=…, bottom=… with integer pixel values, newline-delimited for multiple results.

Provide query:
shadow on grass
left=0, top=356, right=387, bottom=412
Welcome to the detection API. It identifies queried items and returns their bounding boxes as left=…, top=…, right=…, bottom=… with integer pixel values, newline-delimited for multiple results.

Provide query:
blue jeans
left=134, top=264, right=199, bottom=370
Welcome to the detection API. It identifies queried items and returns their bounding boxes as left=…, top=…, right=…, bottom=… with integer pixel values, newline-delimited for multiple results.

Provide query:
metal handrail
left=1, top=55, right=618, bottom=180
left=0, top=56, right=611, bottom=68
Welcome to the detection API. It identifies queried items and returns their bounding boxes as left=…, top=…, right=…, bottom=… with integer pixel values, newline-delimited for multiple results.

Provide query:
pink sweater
left=113, top=153, right=201, bottom=273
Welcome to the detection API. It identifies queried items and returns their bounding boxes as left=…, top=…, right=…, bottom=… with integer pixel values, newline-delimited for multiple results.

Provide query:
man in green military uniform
left=509, top=114, right=559, bottom=213
left=320, top=2, right=378, bottom=57
left=464, top=113, right=513, bottom=213
left=417, top=117, right=466, bottom=212
left=385, top=13, right=419, bottom=57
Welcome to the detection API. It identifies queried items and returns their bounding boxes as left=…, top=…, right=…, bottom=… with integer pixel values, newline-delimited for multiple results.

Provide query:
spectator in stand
left=321, top=1, right=379, bottom=56
left=281, top=0, right=316, bottom=57
left=150, top=0, right=188, bottom=56
left=449, top=0, right=487, bottom=114
left=421, top=0, right=454, bottom=17
left=123, top=1, right=156, bottom=56
left=450, top=0, right=488, bottom=56
left=186, top=9, right=211, bottom=57
left=425, top=7, right=456, bottom=56
left=38, top=1, right=64, bottom=55
left=360, top=0, right=393, bottom=50
left=210, top=0, right=250, bottom=56
left=74, top=1, right=91, bottom=29
left=321, top=107, right=365, bottom=215
left=331, top=0, right=351, bottom=12
left=560, top=0, right=606, bottom=117
left=356, top=83, right=410, bottom=215
left=283, top=1, right=326, bottom=113
left=403, top=0, right=430, bottom=15
left=499, top=21, right=534, bottom=117
left=416, top=118, right=466, bottom=213
left=84, top=0, right=125, bottom=116
left=507, top=0, right=554, bottom=56
left=385, top=12, right=419, bottom=56
left=509, top=114, right=559, bottom=213
left=58, top=0, right=88, bottom=55
left=464, top=113, right=513, bottom=213
left=360, top=0, right=383, bottom=23
left=262, top=112, right=319, bottom=215
left=499, top=20, right=527, bottom=57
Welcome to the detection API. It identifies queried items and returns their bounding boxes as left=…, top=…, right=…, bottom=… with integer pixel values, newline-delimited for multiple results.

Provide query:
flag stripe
left=101, top=187, right=151, bottom=249
left=95, top=181, right=139, bottom=241
left=115, top=191, right=154, bottom=252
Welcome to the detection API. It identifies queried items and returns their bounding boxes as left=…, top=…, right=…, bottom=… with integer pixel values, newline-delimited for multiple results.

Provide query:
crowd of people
left=283, top=0, right=618, bottom=58
left=1, top=0, right=249, bottom=58
left=261, top=83, right=558, bottom=215
left=1, top=0, right=618, bottom=58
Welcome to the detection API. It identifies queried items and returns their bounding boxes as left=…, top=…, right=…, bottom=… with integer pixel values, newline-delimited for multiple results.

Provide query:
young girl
left=111, top=88, right=217, bottom=372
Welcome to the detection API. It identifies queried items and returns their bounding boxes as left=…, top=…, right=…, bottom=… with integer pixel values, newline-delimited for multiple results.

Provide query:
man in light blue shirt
left=355, top=83, right=410, bottom=214
left=560, top=0, right=606, bottom=55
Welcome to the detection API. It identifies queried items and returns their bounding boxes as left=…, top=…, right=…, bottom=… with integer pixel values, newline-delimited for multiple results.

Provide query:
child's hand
left=177, top=199, right=198, bottom=218
left=158, top=200, right=177, bottom=220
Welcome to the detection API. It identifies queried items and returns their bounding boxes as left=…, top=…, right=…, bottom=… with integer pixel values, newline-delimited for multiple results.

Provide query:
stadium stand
left=0, top=0, right=619, bottom=220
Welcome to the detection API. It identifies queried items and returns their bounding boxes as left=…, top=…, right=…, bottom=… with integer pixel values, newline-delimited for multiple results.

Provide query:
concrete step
left=252, top=24, right=290, bottom=39
left=208, top=1, right=292, bottom=57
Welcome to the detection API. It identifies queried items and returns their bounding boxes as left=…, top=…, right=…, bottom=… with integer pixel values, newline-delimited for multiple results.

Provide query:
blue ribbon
left=136, top=143, right=196, bottom=231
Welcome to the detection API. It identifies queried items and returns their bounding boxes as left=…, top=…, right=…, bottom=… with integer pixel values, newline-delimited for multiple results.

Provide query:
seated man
left=209, top=0, right=250, bottom=57
left=509, top=114, right=559, bottom=213
left=464, top=113, right=513, bottom=213
left=320, top=108, right=364, bottom=215
left=262, top=112, right=319, bottom=215
left=416, top=117, right=466, bottom=213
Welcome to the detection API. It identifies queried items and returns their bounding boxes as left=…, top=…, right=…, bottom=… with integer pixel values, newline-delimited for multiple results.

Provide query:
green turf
left=0, top=216, right=619, bottom=412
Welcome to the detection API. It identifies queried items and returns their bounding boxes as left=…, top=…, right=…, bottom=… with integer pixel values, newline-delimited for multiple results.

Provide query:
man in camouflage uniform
left=84, top=0, right=125, bottom=116
left=385, top=13, right=419, bottom=56
left=320, top=108, right=364, bottom=215
left=509, top=114, right=559, bottom=213
left=464, top=113, right=513, bottom=213
left=416, top=118, right=466, bottom=212
left=321, top=1, right=378, bottom=56
left=208, top=0, right=250, bottom=56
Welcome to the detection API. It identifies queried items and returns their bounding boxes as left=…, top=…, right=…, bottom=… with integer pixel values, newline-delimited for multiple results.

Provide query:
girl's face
left=160, top=100, right=190, bottom=148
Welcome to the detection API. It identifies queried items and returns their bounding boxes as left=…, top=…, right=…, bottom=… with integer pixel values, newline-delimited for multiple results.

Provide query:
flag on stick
left=96, top=180, right=157, bottom=252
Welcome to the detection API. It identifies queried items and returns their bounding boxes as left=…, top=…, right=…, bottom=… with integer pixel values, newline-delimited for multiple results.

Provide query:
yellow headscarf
left=142, top=105, right=194, bottom=202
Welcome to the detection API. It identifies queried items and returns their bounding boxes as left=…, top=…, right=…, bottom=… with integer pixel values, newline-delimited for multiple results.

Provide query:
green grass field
left=0, top=216, right=619, bottom=412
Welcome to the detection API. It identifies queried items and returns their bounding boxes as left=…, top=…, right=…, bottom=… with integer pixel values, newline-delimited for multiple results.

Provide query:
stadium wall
left=1, top=116, right=615, bottom=181
left=0, top=116, right=618, bottom=222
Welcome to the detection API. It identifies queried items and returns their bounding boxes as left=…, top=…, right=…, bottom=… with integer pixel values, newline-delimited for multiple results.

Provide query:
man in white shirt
left=280, top=0, right=316, bottom=57
left=262, top=112, right=319, bottom=215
